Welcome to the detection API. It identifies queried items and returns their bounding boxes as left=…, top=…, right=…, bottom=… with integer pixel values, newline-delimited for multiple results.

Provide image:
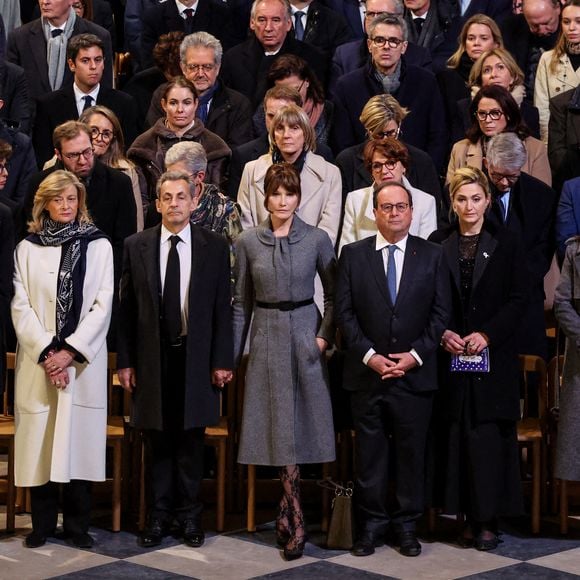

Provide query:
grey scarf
left=43, top=10, right=77, bottom=91
left=375, top=60, right=402, bottom=94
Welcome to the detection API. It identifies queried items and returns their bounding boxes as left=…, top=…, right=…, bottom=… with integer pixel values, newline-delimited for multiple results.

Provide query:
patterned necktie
left=82, top=95, right=93, bottom=111
left=294, top=11, right=305, bottom=41
left=386, top=244, right=398, bottom=304
left=162, top=235, right=182, bottom=342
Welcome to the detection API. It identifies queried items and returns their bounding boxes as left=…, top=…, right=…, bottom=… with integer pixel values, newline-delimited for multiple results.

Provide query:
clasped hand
left=368, top=352, right=417, bottom=380
left=440, top=330, right=488, bottom=355
left=43, top=349, right=74, bottom=389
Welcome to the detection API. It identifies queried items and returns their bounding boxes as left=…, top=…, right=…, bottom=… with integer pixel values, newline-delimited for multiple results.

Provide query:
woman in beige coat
left=237, top=104, right=342, bottom=246
left=534, top=0, right=580, bottom=144
left=11, top=170, right=113, bottom=550
left=447, top=85, right=551, bottom=186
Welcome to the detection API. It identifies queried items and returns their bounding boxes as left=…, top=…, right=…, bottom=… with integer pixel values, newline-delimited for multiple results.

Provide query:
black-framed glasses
left=488, top=169, right=520, bottom=183
left=0, top=161, right=8, bottom=173
left=184, top=63, right=216, bottom=73
left=374, top=127, right=400, bottom=140
left=475, top=109, right=504, bottom=121
left=371, top=160, right=398, bottom=172
left=62, top=147, right=94, bottom=161
left=369, top=36, right=404, bottom=48
left=378, top=202, right=410, bottom=213
left=89, top=127, right=114, bottom=142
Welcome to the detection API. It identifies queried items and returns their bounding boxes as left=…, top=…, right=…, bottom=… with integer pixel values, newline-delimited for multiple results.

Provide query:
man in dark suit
left=227, top=85, right=334, bottom=198
left=140, top=0, right=235, bottom=70
left=331, top=14, right=447, bottom=171
left=6, top=0, right=113, bottom=106
left=330, top=0, right=433, bottom=93
left=33, top=33, right=138, bottom=165
left=220, top=0, right=328, bottom=109
left=289, top=0, right=352, bottom=57
left=117, top=170, right=233, bottom=548
left=501, top=0, right=560, bottom=100
left=484, top=132, right=557, bottom=359
left=335, top=179, right=450, bottom=557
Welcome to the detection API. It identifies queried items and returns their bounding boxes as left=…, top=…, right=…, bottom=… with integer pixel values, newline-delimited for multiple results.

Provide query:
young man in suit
left=33, top=33, right=138, bottom=166
left=117, top=171, right=233, bottom=548
left=335, top=180, right=450, bottom=557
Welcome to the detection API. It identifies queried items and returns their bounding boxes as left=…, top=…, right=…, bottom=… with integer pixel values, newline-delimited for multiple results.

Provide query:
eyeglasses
left=0, top=162, right=8, bottom=173
left=371, top=160, right=398, bottom=172
left=369, top=36, right=405, bottom=48
left=62, top=147, right=94, bottom=161
left=488, top=169, right=520, bottom=183
left=365, top=10, right=391, bottom=19
left=374, top=127, right=400, bottom=140
left=475, top=109, right=504, bottom=121
left=378, top=202, right=410, bottom=213
left=89, top=127, right=114, bottom=142
left=184, top=63, right=216, bottom=73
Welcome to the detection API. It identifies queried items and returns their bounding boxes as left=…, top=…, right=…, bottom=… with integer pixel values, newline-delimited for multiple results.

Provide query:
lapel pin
left=483, top=252, right=489, bottom=259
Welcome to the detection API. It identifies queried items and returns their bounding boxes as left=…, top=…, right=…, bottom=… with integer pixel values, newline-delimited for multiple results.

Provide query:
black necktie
left=184, top=8, right=194, bottom=33
left=82, top=95, right=93, bottom=111
left=414, top=17, right=425, bottom=35
left=51, top=29, right=63, bottom=38
left=162, top=235, right=182, bottom=342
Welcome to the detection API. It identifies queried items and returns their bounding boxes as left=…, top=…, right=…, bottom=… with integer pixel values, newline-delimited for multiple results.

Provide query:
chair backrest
left=519, top=354, right=548, bottom=423
left=2, top=353, right=15, bottom=417
left=547, top=355, right=565, bottom=412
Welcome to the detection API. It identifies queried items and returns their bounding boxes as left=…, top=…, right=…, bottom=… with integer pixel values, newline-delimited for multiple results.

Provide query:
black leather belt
left=255, top=298, right=314, bottom=312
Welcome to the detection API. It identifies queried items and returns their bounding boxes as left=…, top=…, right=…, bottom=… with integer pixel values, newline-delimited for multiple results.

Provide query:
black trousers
left=30, top=480, right=92, bottom=536
left=351, top=387, right=433, bottom=535
left=143, top=339, right=205, bottom=525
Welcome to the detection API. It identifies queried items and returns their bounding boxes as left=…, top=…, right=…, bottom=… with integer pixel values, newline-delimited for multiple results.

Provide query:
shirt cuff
left=363, top=348, right=376, bottom=365
left=410, top=348, right=423, bottom=366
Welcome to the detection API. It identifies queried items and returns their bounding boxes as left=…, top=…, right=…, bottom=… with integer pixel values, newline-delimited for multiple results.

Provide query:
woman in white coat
left=534, top=0, right=580, bottom=144
left=339, top=139, right=437, bottom=254
left=11, top=170, right=113, bottom=550
left=237, top=104, right=342, bottom=246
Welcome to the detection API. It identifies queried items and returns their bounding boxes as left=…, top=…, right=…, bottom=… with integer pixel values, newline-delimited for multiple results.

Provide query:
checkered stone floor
left=2, top=510, right=580, bottom=579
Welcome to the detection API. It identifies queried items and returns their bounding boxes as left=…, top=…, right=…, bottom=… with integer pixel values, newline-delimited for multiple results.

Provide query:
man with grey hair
left=332, top=13, right=447, bottom=170
left=140, top=0, right=234, bottom=69
left=330, top=0, right=433, bottom=91
left=501, top=0, right=560, bottom=99
left=145, top=141, right=242, bottom=252
left=146, top=32, right=253, bottom=148
left=220, top=0, right=328, bottom=108
left=484, top=132, right=557, bottom=358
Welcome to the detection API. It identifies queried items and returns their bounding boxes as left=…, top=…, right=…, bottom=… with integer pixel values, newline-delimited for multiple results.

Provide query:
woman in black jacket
left=429, top=167, right=528, bottom=551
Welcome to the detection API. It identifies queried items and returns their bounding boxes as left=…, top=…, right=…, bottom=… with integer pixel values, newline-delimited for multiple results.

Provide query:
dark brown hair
left=267, top=54, right=325, bottom=104
left=363, top=138, right=410, bottom=173
left=263, top=163, right=301, bottom=210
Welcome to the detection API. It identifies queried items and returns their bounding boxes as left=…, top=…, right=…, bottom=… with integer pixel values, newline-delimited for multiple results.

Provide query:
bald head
left=522, top=0, right=561, bottom=36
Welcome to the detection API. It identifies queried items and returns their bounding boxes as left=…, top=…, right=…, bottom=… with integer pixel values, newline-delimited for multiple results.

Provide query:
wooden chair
left=518, top=354, right=548, bottom=534
left=0, top=353, right=17, bottom=532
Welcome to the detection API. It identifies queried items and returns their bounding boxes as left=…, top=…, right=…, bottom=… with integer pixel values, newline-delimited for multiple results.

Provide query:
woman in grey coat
left=554, top=237, right=580, bottom=481
left=233, top=163, right=336, bottom=561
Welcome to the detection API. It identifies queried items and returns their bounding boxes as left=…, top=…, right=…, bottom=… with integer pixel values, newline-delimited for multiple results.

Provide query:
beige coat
left=237, top=151, right=342, bottom=245
left=446, top=136, right=552, bottom=187
left=11, top=238, right=113, bottom=486
left=534, top=50, right=580, bottom=144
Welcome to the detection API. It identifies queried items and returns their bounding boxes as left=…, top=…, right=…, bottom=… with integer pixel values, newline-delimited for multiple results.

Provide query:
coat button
left=556, top=87, right=561, bottom=92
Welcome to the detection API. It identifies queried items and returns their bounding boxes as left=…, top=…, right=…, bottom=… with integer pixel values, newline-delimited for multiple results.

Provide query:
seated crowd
left=2, top=0, right=580, bottom=564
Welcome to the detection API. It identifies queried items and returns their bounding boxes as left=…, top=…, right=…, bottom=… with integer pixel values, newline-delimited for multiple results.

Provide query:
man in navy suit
left=335, top=179, right=450, bottom=557
left=6, top=0, right=113, bottom=105
left=33, top=33, right=138, bottom=165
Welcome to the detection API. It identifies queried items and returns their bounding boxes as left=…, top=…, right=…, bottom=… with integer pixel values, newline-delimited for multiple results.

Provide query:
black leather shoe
left=71, top=532, right=94, bottom=549
left=397, top=530, right=421, bottom=557
left=182, top=519, right=205, bottom=548
left=474, top=531, right=499, bottom=551
left=140, top=518, right=165, bottom=548
left=352, top=534, right=376, bottom=557
left=25, top=531, right=47, bottom=548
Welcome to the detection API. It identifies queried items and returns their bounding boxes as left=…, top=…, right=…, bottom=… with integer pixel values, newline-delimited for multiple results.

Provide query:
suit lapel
left=188, top=224, right=208, bottom=312
left=366, top=238, right=392, bottom=306
left=472, top=228, right=497, bottom=292
left=29, top=21, right=51, bottom=91
left=442, top=231, right=461, bottom=293
left=396, top=236, right=419, bottom=307
left=62, top=85, right=81, bottom=119
left=139, top=226, right=162, bottom=311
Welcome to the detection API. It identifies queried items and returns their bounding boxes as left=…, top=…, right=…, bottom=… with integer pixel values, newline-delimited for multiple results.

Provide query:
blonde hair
left=447, top=14, right=503, bottom=69
left=28, top=170, right=91, bottom=232
left=449, top=166, right=491, bottom=201
left=269, top=104, right=317, bottom=152
left=468, top=47, right=524, bottom=90
left=359, top=94, right=409, bottom=136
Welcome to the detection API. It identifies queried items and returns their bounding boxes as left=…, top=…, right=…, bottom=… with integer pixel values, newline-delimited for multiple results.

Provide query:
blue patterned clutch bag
left=450, top=348, right=490, bottom=373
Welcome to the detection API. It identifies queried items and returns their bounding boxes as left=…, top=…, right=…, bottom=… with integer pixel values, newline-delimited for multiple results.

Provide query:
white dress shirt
left=73, top=83, right=100, bottom=117
left=176, top=0, right=198, bottom=17
left=160, top=223, right=191, bottom=335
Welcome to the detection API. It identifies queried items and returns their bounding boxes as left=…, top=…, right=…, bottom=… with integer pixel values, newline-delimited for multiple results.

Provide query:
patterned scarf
left=43, top=10, right=76, bottom=91
left=374, top=59, right=401, bottom=94
left=29, top=218, right=101, bottom=341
